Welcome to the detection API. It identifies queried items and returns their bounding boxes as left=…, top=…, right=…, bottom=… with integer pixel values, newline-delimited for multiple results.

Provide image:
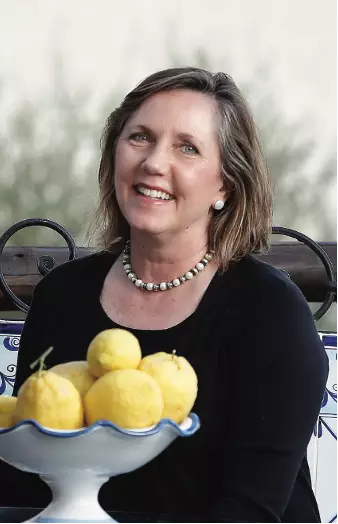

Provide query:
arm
left=0, top=277, right=54, bottom=508
left=207, top=277, right=328, bottom=522
left=13, top=277, right=52, bottom=395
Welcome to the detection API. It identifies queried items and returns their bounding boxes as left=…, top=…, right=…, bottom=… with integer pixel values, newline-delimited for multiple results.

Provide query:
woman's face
left=114, top=89, right=225, bottom=239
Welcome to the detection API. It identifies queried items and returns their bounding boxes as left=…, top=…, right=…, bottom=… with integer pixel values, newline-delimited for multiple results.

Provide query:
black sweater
left=6, top=251, right=328, bottom=522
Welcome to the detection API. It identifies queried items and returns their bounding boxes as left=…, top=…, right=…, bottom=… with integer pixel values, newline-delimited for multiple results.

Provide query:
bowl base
left=23, top=516, right=118, bottom=524
left=23, top=472, right=116, bottom=523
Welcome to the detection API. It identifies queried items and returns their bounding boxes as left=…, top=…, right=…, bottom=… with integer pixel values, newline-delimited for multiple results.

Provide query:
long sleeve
left=205, top=273, right=328, bottom=522
left=13, top=277, right=51, bottom=395
left=0, top=277, right=56, bottom=508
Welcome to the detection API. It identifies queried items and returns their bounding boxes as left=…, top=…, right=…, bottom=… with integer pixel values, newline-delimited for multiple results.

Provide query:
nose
left=141, top=143, right=171, bottom=177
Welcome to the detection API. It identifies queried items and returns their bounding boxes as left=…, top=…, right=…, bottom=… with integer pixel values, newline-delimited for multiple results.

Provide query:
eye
left=128, top=132, right=150, bottom=143
left=180, top=143, right=199, bottom=155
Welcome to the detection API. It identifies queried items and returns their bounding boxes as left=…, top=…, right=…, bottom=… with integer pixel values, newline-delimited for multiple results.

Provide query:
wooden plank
left=0, top=243, right=336, bottom=310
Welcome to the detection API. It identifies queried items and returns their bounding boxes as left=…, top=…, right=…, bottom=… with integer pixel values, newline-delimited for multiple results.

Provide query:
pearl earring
left=213, top=200, right=225, bottom=211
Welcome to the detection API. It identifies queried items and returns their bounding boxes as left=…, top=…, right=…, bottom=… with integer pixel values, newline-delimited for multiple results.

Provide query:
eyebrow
left=128, top=124, right=204, bottom=147
left=128, top=124, right=152, bottom=134
left=177, top=132, right=203, bottom=146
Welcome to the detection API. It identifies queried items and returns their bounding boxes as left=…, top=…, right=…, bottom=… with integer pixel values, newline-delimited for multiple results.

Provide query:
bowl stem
left=26, top=471, right=116, bottom=523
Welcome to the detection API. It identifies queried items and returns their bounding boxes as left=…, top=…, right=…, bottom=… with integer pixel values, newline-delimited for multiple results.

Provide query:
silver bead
left=123, top=241, right=212, bottom=292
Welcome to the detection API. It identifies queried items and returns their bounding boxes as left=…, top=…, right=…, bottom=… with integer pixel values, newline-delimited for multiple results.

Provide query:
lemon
left=0, top=396, right=17, bottom=428
left=12, top=370, right=84, bottom=430
left=87, top=329, right=142, bottom=378
left=84, top=369, right=164, bottom=429
left=139, top=351, right=198, bottom=424
left=50, top=361, right=96, bottom=398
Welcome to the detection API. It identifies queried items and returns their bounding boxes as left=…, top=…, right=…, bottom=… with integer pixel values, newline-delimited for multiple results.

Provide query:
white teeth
left=136, top=186, right=172, bottom=200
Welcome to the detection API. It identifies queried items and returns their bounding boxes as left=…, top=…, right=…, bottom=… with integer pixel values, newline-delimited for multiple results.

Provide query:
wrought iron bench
left=0, top=219, right=336, bottom=522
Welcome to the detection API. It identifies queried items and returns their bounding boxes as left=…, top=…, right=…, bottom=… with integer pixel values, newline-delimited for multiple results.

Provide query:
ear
left=216, top=186, right=228, bottom=204
left=211, top=185, right=228, bottom=212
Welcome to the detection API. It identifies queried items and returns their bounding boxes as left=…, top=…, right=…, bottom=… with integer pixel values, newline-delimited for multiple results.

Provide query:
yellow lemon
left=50, top=361, right=96, bottom=398
left=87, top=329, right=142, bottom=378
left=0, top=396, right=17, bottom=428
left=139, top=351, right=198, bottom=424
left=84, top=369, right=164, bottom=429
left=13, top=370, right=84, bottom=430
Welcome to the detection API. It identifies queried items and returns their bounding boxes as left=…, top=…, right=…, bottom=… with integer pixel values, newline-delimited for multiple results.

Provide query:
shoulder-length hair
left=88, top=66, right=273, bottom=271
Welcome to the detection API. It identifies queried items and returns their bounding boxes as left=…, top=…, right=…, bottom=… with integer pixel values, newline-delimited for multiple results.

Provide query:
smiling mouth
left=134, top=185, right=174, bottom=201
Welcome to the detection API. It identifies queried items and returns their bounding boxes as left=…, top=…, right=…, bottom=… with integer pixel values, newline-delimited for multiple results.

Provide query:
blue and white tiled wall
left=308, top=333, right=337, bottom=523
left=0, top=321, right=23, bottom=396
left=0, top=320, right=336, bottom=522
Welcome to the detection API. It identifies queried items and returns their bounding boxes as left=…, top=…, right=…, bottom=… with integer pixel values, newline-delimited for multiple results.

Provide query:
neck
left=126, top=229, right=211, bottom=283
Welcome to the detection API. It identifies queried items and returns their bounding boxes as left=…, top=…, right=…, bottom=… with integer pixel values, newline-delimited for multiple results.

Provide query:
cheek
left=178, top=166, right=221, bottom=199
left=115, top=148, right=135, bottom=186
left=114, top=163, right=129, bottom=205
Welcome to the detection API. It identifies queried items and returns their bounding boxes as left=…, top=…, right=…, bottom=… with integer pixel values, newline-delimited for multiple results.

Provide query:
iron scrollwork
left=272, top=226, right=337, bottom=321
left=0, top=218, right=77, bottom=313
left=0, top=220, right=336, bottom=320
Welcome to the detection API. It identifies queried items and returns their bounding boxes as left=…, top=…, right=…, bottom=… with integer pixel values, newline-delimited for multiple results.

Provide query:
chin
left=131, top=220, right=172, bottom=236
left=126, top=208, right=174, bottom=236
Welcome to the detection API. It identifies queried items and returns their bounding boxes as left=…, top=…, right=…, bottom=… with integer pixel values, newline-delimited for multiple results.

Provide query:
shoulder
left=219, top=256, right=327, bottom=370
left=215, top=254, right=315, bottom=330
left=227, top=254, right=306, bottom=307
left=33, top=250, right=118, bottom=295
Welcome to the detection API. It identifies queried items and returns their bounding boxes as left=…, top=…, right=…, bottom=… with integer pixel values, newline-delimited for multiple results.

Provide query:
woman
left=11, top=67, right=328, bottom=522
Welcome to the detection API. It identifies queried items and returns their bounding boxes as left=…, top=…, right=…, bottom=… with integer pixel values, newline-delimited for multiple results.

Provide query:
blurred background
left=0, top=0, right=336, bottom=329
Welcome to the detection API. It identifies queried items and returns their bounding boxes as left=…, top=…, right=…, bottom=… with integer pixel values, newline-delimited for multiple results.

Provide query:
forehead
left=127, top=89, right=219, bottom=137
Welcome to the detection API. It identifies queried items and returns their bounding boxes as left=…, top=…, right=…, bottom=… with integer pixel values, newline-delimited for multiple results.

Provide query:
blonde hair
left=89, top=67, right=273, bottom=271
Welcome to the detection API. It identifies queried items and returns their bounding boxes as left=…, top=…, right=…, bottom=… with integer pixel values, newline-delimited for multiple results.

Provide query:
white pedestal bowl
left=0, top=414, right=200, bottom=523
